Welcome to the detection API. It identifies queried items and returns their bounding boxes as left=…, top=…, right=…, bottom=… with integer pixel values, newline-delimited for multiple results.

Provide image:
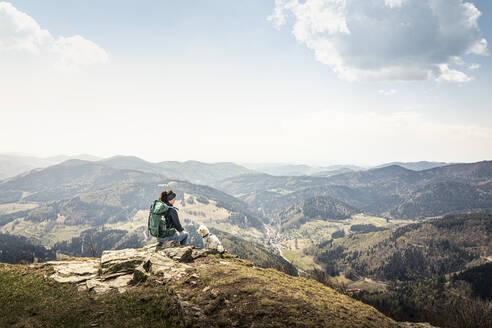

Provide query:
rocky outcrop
left=45, top=243, right=439, bottom=328
left=48, top=241, right=217, bottom=294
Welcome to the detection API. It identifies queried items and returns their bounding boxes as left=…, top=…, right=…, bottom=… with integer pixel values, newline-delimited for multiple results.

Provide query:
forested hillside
left=279, top=196, right=358, bottom=231
left=0, top=160, right=265, bottom=254
left=310, top=213, right=491, bottom=280
left=216, top=161, right=492, bottom=220
left=0, top=233, right=54, bottom=263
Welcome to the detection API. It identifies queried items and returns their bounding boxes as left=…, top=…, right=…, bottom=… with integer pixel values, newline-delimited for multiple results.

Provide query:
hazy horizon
left=1, top=150, right=487, bottom=169
left=1, top=1, right=492, bottom=165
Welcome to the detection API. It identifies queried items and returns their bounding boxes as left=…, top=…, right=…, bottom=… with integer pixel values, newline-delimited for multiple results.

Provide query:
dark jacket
left=164, top=202, right=184, bottom=232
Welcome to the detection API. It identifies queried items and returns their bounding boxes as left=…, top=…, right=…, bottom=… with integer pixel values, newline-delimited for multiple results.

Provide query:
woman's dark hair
left=159, top=190, right=176, bottom=202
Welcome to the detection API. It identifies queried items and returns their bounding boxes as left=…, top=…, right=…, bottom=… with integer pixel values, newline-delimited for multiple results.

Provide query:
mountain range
left=0, top=153, right=100, bottom=180
left=0, top=154, right=491, bottom=327
left=216, top=161, right=492, bottom=220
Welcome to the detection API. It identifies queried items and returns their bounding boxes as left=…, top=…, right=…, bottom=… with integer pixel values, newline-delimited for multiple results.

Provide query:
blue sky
left=1, top=0, right=491, bottom=165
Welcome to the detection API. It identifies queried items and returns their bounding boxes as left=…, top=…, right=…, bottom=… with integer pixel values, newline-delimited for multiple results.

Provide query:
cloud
left=384, top=0, right=408, bottom=8
left=468, top=63, right=480, bottom=70
left=52, top=36, right=109, bottom=72
left=378, top=89, right=397, bottom=96
left=0, top=2, right=108, bottom=71
left=436, top=64, right=472, bottom=82
left=269, top=0, right=488, bottom=82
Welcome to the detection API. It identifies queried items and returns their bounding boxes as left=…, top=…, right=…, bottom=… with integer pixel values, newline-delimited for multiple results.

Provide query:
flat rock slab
left=101, top=248, right=149, bottom=275
left=49, top=259, right=100, bottom=284
left=48, top=244, right=214, bottom=294
left=85, top=274, right=133, bottom=294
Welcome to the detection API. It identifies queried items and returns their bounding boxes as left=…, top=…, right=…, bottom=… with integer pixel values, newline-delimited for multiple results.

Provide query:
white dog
left=197, top=225, right=224, bottom=253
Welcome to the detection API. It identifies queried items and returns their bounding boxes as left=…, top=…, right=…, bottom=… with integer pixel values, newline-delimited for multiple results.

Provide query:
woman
left=157, top=190, right=188, bottom=246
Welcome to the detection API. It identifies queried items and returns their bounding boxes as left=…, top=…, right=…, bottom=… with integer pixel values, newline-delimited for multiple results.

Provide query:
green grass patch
left=0, top=264, right=182, bottom=328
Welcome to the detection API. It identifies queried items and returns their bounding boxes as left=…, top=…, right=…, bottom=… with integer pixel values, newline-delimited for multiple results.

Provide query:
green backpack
left=148, top=200, right=176, bottom=238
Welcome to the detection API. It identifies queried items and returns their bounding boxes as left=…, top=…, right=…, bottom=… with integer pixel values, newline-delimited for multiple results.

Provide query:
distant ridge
left=216, top=161, right=492, bottom=220
left=242, top=163, right=365, bottom=176
left=99, top=155, right=252, bottom=185
left=374, top=161, right=452, bottom=171
left=0, top=154, right=101, bottom=181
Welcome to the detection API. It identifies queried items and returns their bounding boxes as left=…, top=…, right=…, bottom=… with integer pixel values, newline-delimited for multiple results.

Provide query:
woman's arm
left=168, top=208, right=184, bottom=232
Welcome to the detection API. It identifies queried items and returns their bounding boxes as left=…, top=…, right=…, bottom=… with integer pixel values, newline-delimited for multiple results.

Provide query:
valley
left=0, top=155, right=491, bottom=327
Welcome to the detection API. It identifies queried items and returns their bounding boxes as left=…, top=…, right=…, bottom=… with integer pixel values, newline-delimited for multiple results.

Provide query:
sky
left=1, top=0, right=491, bottom=166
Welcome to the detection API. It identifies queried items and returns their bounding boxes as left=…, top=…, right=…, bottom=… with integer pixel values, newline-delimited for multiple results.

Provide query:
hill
left=297, top=213, right=492, bottom=327
left=311, top=167, right=356, bottom=177
left=279, top=196, right=359, bottom=231
left=210, top=228, right=298, bottom=276
left=158, top=160, right=252, bottom=185
left=0, top=154, right=100, bottom=181
left=309, top=213, right=492, bottom=281
left=0, top=160, right=264, bottom=253
left=101, top=155, right=252, bottom=185
left=0, top=233, right=55, bottom=264
left=0, top=243, right=429, bottom=328
left=374, top=161, right=451, bottom=171
left=241, top=163, right=364, bottom=176
left=0, top=159, right=164, bottom=204
left=390, top=181, right=492, bottom=219
left=216, top=161, right=492, bottom=220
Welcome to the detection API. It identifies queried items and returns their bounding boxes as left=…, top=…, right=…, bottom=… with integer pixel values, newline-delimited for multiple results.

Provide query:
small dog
left=197, top=225, right=224, bottom=253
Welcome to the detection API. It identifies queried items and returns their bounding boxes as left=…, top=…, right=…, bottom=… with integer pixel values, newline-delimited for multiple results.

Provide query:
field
left=0, top=192, right=264, bottom=249
left=0, top=202, right=38, bottom=215
left=274, top=214, right=413, bottom=273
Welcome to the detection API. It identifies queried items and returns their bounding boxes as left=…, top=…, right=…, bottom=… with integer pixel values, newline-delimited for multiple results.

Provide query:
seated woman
left=157, top=190, right=188, bottom=246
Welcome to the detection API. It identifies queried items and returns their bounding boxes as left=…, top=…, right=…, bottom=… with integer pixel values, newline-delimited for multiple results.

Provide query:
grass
left=276, top=214, right=411, bottom=274
left=0, top=253, right=398, bottom=328
left=0, top=264, right=182, bottom=328
left=0, top=203, right=39, bottom=215
left=174, top=255, right=396, bottom=328
left=281, top=248, right=319, bottom=271
left=0, top=217, right=92, bottom=247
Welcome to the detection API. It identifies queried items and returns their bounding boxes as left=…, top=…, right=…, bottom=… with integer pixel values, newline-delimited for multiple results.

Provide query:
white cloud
left=52, top=36, right=109, bottom=72
left=469, top=63, right=480, bottom=70
left=378, top=89, right=397, bottom=96
left=384, top=0, right=408, bottom=8
left=436, top=64, right=472, bottom=83
left=468, top=38, right=488, bottom=55
left=269, top=0, right=488, bottom=82
left=0, top=2, right=108, bottom=71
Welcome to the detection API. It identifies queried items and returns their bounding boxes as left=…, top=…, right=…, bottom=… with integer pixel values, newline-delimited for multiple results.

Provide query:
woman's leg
left=177, top=231, right=188, bottom=245
left=157, top=231, right=188, bottom=245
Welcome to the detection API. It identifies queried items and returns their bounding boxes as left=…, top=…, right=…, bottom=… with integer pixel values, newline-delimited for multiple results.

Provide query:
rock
left=191, top=248, right=218, bottom=259
left=48, top=243, right=215, bottom=295
left=162, top=265, right=191, bottom=283
left=51, top=273, right=97, bottom=284
left=100, top=272, right=132, bottom=281
left=85, top=274, right=133, bottom=294
left=49, top=260, right=99, bottom=284
left=210, top=289, right=219, bottom=299
left=131, top=264, right=149, bottom=284
left=161, top=246, right=194, bottom=262
left=100, top=248, right=148, bottom=275
left=85, top=279, right=112, bottom=294
left=48, top=260, right=99, bottom=276
left=141, top=252, right=174, bottom=278
left=110, top=274, right=134, bottom=293
left=156, top=241, right=180, bottom=249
